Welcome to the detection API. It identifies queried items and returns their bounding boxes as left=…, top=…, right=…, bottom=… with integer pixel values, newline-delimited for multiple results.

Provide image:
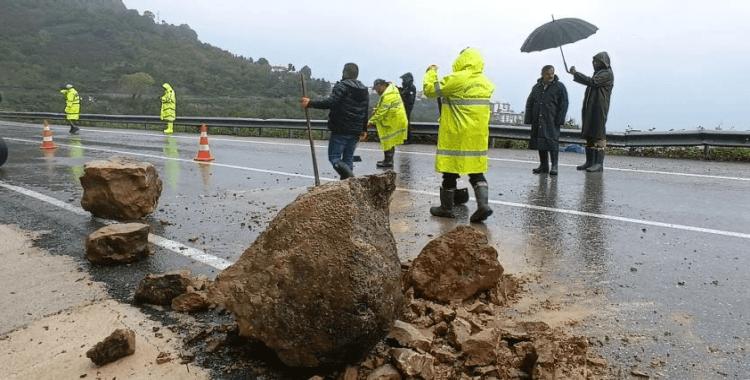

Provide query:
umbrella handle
left=559, top=45, right=569, bottom=73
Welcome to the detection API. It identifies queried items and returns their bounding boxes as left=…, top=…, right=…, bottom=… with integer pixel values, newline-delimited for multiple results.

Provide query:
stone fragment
left=463, top=328, right=499, bottom=367
left=366, top=364, right=402, bottom=380
left=407, top=226, right=504, bottom=302
left=171, top=289, right=212, bottom=312
left=210, top=173, right=403, bottom=367
left=156, top=352, right=171, bottom=364
left=391, top=348, right=435, bottom=380
left=85, top=223, right=151, bottom=264
left=85, top=329, right=136, bottom=366
left=80, top=156, right=162, bottom=220
left=387, top=320, right=433, bottom=353
left=447, top=317, right=472, bottom=348
left=134, top=270, right=192, bottom=305
left=431, top=344, right=459, bottom=364
left=338, top=366, right=359, bottom=380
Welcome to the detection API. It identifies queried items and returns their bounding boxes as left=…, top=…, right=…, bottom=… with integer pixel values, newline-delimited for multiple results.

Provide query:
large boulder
left=406, top=225, right=504, bottom=302
left=210, top=173, right=403, bottom=367
left=85, top=223, right=151, bottom=264
left=80, top=156, right=162, bottom=220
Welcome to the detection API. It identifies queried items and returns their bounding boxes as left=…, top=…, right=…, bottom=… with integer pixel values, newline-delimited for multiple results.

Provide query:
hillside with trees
left=0, top=0, right=334, bottom=120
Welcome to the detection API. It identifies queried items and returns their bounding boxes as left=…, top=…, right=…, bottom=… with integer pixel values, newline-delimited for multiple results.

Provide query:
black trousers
left=441, top=172, right=487, bottom=189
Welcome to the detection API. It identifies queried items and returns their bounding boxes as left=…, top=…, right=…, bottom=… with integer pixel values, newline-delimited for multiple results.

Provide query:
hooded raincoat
left=160, top=83, right=176, bottom=122
left=422, top=48, right=495, bottom=174
left=573, top=52, right=613, bottom=141
left=60, top=87, right=80, bottom=120
left=369, top=83, right=408, bottom=151
left=524, top=75, right=569, bottom=151
left=398, top=73, right=416, bottom=118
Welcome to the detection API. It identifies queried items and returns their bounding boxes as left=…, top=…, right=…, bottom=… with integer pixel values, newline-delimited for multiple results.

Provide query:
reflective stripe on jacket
left=160, top=84, right=176, bottom=121
left=60, top=88, right=80, bottom=120
left=422, top=48, right=495, bottom=174
left=369, top=83, right=408, bottom=151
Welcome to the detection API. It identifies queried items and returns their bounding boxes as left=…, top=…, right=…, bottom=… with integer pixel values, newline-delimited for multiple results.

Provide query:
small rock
left=86, top=329, right=136, bottom=366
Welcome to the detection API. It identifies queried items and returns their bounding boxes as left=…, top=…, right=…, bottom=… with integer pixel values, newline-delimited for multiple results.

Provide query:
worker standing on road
left=60, top=84, right=80, bottom=134
left=302, top=63, right=369, bottom=180
left=524, top=65, right=569, bottom=175
left=368, top=79, right=408, bottom=169
left=160, top=83, right=176, bottom=134
left=422, top=47, right=495, bottom=223
left=398, top=72, right=417, bottom=144
left=568, top=52, right=614, bottom=172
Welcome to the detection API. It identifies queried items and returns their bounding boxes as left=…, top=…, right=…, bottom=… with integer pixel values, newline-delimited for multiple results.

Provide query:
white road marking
left=2, top=136, right=750, bottom=245
left=6, top=123, right=750, bottom=182
left=0, top=181, right=232, bottom=270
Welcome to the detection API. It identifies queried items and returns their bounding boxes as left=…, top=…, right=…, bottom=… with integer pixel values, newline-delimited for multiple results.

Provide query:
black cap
left=373, top=79, right=387, bottom=88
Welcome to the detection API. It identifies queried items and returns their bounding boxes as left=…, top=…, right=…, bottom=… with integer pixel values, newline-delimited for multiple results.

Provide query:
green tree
left=121, top=72, right=155, bottom=99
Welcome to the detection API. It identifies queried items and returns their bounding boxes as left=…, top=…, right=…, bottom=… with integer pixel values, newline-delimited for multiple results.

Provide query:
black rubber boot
left=532, top=150, right=549, bottom=174
left=454, top=188, right=469, bottom=205
left=577, top=148, right=595, bottom=170
left=333, top=161, right=354, bottom=179
left=470, top=182, right=493, bottom=223
left=430, top=187, right=456, bottom=218
left=549, top=150, right=559, bottom=175
left=69, top=123, right=79, bottom=134
left=586, top=150, right=605, bottom=172
left=376, top=148, right=395, bottom=168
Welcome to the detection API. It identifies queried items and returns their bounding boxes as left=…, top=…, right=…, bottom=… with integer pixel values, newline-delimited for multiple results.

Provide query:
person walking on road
left=160, top=83, right=176, bottom=134
left=422, top=47, right=495, bottom=223
left=302, top=63, right=369, bottom=180
left=525, top=65, right=569, bottom=175
left=60, top=84, right=80, bottom=133
left=569, top=52, right=614, bottom=172
left=398, top=72, right=416, bottom=143
left=369, top=79, right=408, bottom=168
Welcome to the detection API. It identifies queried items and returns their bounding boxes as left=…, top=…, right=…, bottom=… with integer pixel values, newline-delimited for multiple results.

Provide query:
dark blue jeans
left=328, top=134, right=359, bottom=171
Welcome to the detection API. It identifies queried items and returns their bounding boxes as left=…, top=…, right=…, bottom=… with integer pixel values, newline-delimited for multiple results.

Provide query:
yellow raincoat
left=60, top=87, right=80, bottom=120
left=368, top=83, right=408, bottom=151
left=422, top=48, right=495, bottom=174
left=160, top=83, right=176, bottom=122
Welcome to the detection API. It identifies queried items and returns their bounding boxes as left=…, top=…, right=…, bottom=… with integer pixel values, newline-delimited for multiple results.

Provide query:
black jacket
left=573, top=52, right=614, bottom=140
left=524, top=75, right=568, bottom=151
left=310, top=79, right=369, bottom=136
left=398, top=73, right=416, bottom=117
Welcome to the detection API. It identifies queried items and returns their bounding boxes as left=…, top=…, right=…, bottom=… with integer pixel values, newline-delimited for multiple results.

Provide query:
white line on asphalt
left=4, top=138, right=750, bottom=241
left=8, top=124, right=750, bottom=182
left=0, top=181, right=232, bottom=270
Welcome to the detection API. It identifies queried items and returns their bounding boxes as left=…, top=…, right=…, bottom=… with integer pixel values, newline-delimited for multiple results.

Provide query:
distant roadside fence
left=2, top=111, right=750, bottom=153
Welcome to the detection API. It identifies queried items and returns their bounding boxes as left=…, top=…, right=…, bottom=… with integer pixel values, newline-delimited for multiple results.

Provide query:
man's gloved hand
left=569, top=66, right=577, bottom=75
left=360, top=131, right=368, bottom=142
left=301, top=97, right=311, bottom=108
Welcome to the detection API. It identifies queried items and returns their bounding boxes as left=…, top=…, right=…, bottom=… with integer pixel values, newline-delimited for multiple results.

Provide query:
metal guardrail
left=2, top=111, right=750, bottom=149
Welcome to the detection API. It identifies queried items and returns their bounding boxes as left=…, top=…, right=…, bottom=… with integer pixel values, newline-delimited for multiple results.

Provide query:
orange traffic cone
left=40, top=120, right=58, bottom=150
left=194, top=124, right=215, bottom=162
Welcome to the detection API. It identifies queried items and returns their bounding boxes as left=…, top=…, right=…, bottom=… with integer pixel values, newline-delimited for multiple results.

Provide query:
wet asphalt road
left=1, top=120, right=749, bottom=379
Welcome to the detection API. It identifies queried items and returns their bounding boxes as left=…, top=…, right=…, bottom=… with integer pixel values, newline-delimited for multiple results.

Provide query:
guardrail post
left=704, top=144, right=710, bottom=158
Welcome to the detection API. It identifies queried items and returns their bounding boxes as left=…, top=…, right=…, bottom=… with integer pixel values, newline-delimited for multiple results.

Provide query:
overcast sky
left=123, top=0, right=750, bottom=131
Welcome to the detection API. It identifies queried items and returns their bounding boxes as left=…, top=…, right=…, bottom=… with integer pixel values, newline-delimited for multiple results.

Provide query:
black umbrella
left=520, top=16, right=598, bottom=72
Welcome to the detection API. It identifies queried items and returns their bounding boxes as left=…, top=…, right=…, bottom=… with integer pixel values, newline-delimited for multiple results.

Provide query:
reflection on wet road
left=1, top=120, right=749, bottom=378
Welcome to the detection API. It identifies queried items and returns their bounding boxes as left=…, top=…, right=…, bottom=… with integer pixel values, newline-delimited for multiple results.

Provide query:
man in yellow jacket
left=160, top=83, right=176, bottom=134
left=368, top=79, right=408, bottom=168
left=422, top=48, right=495, bottom=223
left=60, top=84, right=80, bottom=133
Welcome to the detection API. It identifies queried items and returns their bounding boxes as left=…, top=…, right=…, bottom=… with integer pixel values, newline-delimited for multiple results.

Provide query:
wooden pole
left=301, top=74, right=321, bottom=186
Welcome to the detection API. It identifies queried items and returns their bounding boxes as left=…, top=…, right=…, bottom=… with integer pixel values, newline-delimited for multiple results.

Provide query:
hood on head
left=163, top=83, right=172, bottom=90
left=593, top=52, right=611, bottom=69
left=452, top=48, right=485, bottom=73
left=400, top=72, right=414, bottom=84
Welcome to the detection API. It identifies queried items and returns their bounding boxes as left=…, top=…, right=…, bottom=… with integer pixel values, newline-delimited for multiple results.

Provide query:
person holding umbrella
left=568, top=52, right=614, bottom=172
left=422, top=47, right=495, bottom=223
left=524, top=65, right=569, bottom=175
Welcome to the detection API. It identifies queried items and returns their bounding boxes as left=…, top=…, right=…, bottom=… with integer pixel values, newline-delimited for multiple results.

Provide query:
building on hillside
left=491, top=101, right=524, bottom=125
